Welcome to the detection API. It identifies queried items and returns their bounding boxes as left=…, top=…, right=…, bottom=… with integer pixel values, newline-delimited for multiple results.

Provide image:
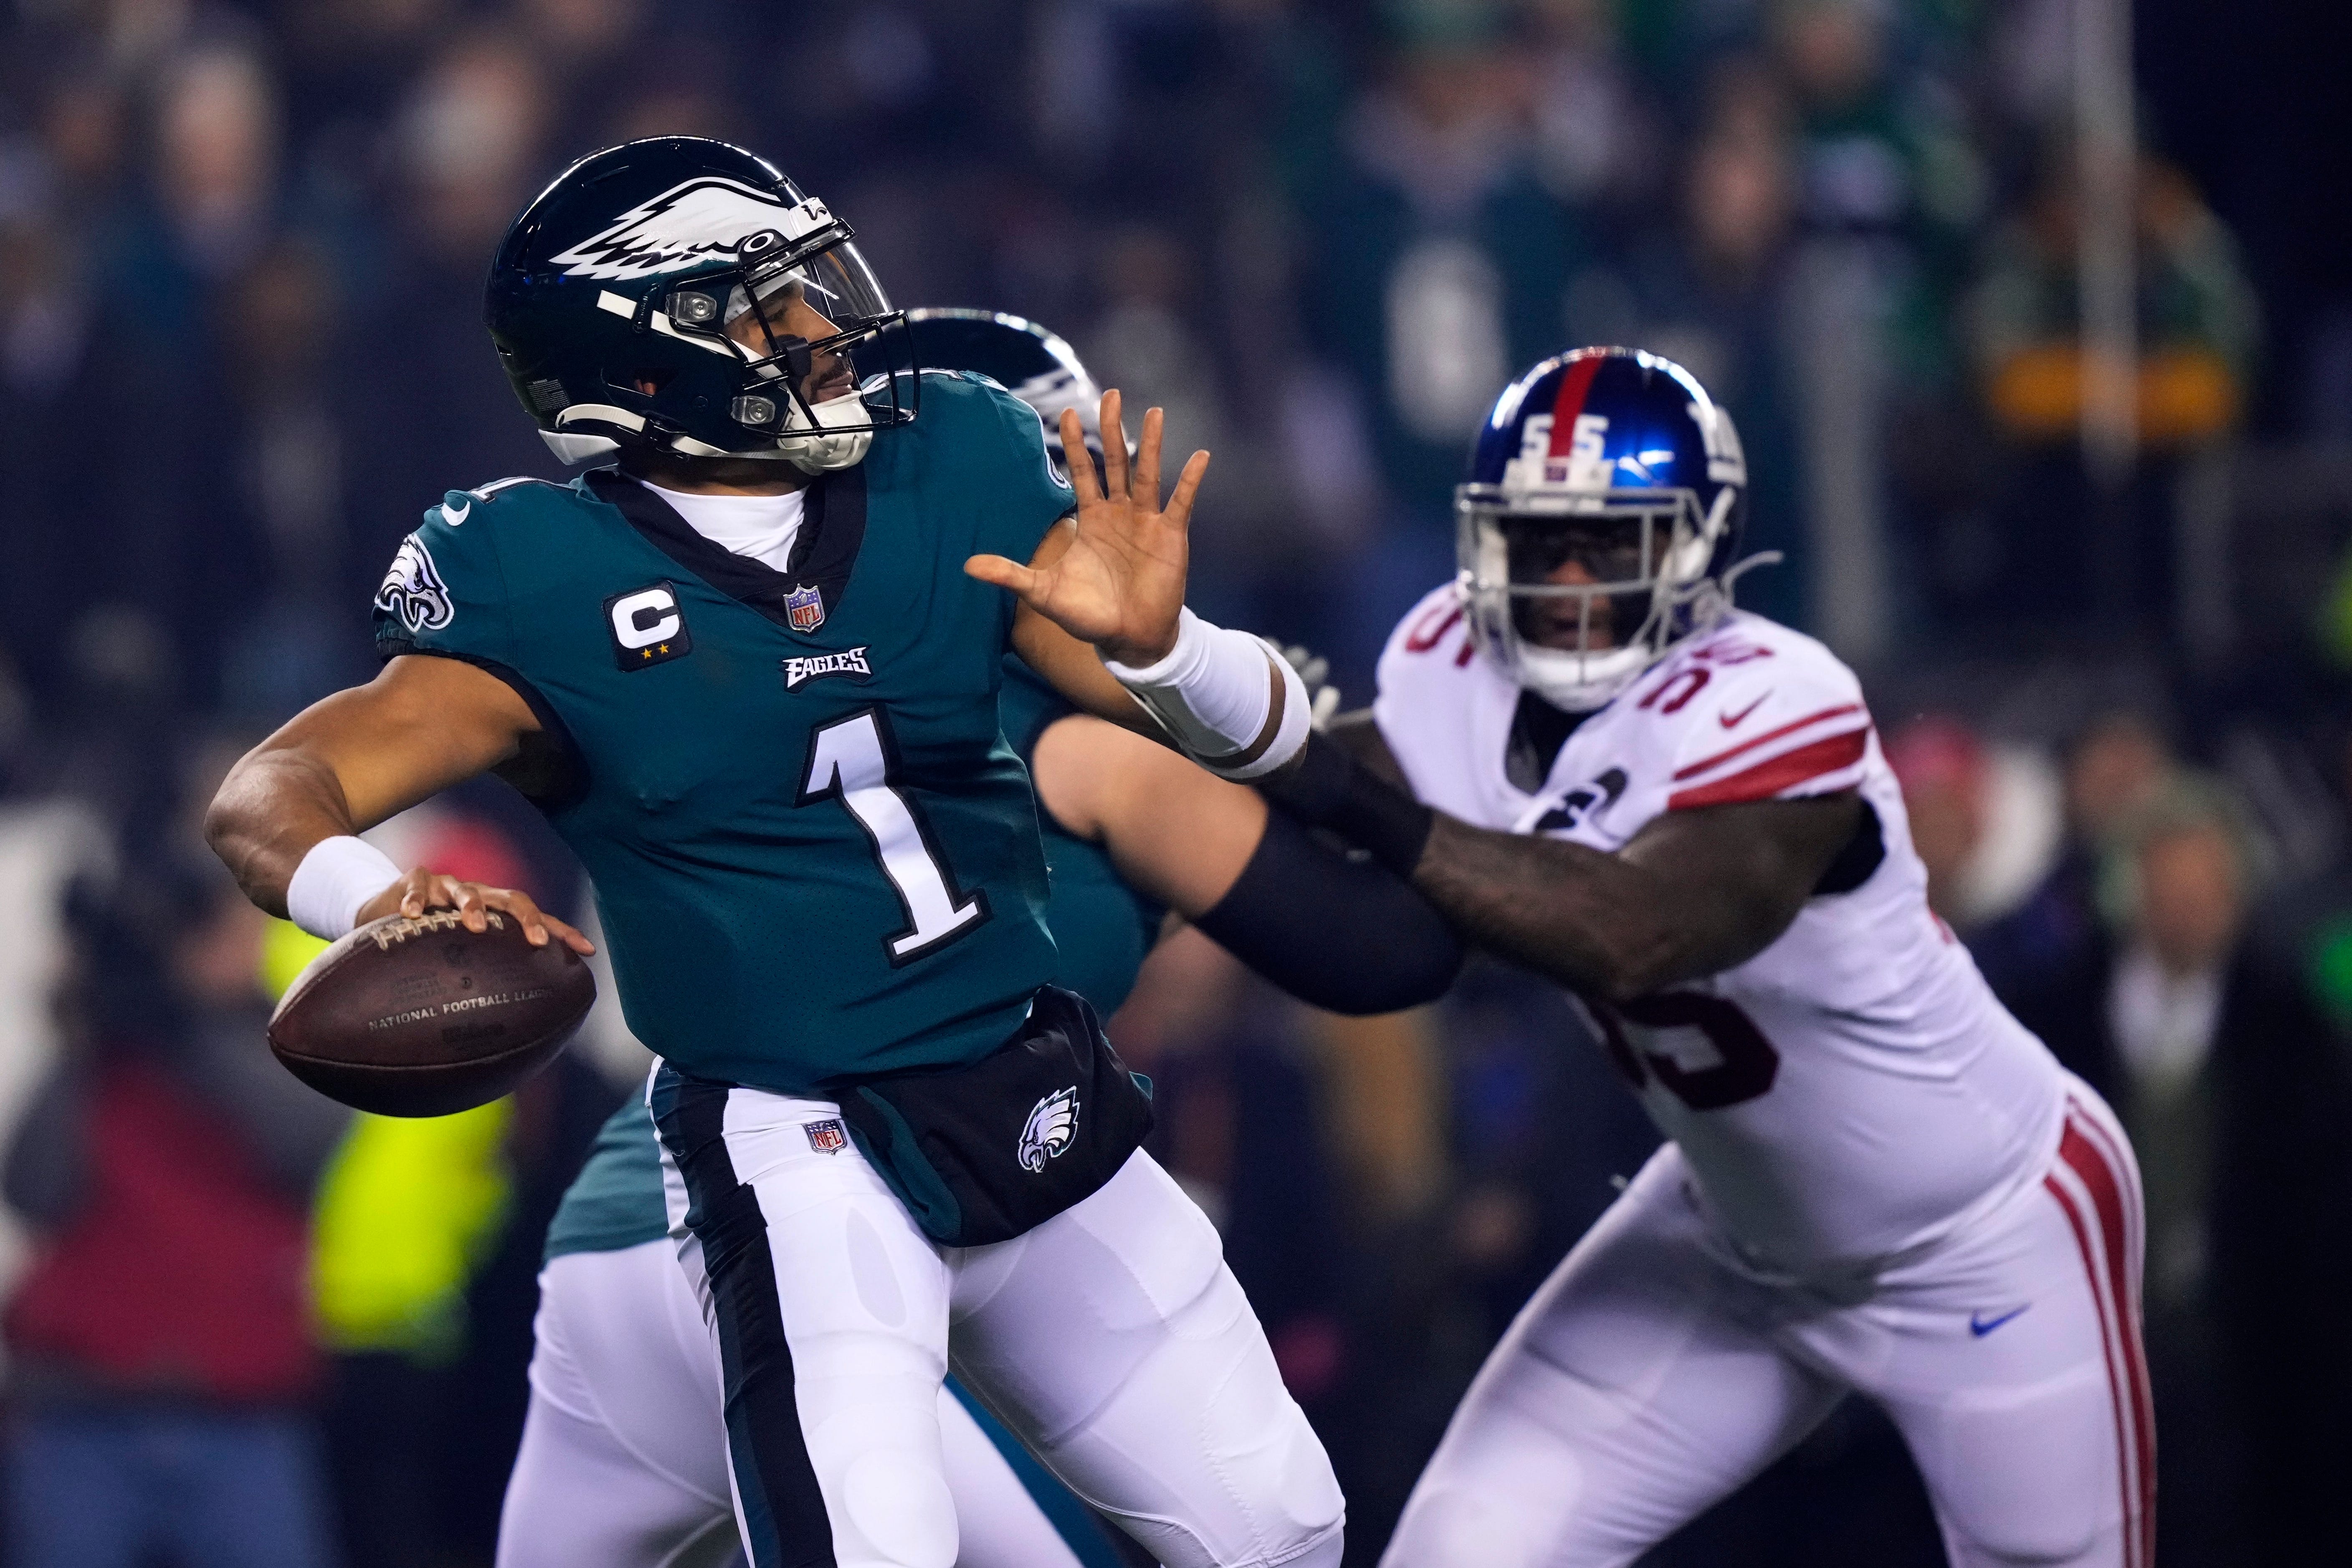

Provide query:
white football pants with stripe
left=499, top=1240, right=1089, bottom=1568
left=1385, top=1085, right=2152, bottom=1568
left=650, top=1074, right=1345, bottom=1568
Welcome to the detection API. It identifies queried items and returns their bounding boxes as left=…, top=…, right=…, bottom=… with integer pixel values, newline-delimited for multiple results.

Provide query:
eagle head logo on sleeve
left=1017, top=1086, right=1081, bottom=1173
left=375, top=536, right=455, bottom=633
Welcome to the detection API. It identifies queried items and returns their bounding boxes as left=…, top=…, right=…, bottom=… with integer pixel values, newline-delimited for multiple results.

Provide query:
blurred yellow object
left=263, top=916, right=517, bottom=1360
left=309, top=1101, right=514, bottom=1361
left=260, top=917, right=331, bottom=1002
left=2319, top=554, right=2352, bottom=670
left=1985, top=344, right=2239, bottom=446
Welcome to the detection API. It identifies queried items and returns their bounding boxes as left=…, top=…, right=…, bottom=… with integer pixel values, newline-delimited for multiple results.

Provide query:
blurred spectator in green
left=2101, top=780, right=2257, bottom=1327
left=3, top=40, right=279, bottom=715
left=1299, top=0, right=1582, bottom=526
left=1612, top=58, right=1809, bottom=627
left=1294, top=0, right=1585, bottom=673
left=1525, top=0, right=1664, bottom=223
left=1972, top=152, right=2256, bottom=451
left=4, top=861, right=349, bottom=1568
left=105, top=40, right=285, bottom=353
left=213, top=238, right=373, bottom=721
left=338, top=28, right=563, bottom=595
left=1972, top=707, right=2175, bottom=1089
left=1956, top=150, right=2259, bottom=632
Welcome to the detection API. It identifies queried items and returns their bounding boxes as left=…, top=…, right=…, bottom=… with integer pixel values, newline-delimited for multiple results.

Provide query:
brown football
left=268, top=908, right=597, bottom=1117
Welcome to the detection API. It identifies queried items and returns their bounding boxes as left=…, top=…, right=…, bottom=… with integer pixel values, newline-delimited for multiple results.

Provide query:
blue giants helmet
left=486, top=137, right=914, bottom=473
left=1457, top=347, right=1749, bottom=711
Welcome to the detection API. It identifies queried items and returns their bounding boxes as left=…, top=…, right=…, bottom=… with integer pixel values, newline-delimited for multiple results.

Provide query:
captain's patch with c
left=605, top=582, right=692, bottom=670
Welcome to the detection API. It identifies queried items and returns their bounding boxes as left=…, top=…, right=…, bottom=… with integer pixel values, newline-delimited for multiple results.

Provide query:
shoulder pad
left=419, top=476, right=570, bottom=532
left=1377, top=584, right=1475, bottom=684
left=1640, top=616, right=1871, bottom=810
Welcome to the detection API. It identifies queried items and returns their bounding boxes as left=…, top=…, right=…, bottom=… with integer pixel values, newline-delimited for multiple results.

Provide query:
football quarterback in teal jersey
left=207, top=141, right=1342, bottom=1568
left=501, top=312, right=1464, bottom=1568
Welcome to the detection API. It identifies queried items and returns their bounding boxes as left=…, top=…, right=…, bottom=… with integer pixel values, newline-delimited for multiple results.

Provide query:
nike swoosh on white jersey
left=443, top=499, right=471, bottom=526
left=1719, top=693, right=1770, bottom=727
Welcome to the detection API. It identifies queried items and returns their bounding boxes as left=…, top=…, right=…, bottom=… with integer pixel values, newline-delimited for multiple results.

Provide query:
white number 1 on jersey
left=800, top=709, right=989, bottom=963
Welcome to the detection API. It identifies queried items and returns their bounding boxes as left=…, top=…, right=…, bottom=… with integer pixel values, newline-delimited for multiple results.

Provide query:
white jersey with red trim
left=1374, top=590, right=2068, bottom=1273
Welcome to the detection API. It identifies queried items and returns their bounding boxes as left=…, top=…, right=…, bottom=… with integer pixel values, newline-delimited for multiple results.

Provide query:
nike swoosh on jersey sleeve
left=1672, top=703, right=1863, bottom=782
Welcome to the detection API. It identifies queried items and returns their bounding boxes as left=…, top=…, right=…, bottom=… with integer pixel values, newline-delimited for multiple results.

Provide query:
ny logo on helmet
left=548, top=177, right=836, bottom=282
left=375, top=537, right=454, bottom=634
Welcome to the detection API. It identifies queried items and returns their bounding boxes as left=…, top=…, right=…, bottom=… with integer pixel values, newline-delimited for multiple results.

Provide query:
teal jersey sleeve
left=998, top=657, right=1161, bottom=1017
left=371, top=486, right=531, bottom=669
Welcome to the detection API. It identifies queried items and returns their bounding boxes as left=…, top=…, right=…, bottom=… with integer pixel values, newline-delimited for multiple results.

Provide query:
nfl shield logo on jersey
left=804, top=1118, right=848, bottom=1155
left=785, top=583, right=826, bottom=633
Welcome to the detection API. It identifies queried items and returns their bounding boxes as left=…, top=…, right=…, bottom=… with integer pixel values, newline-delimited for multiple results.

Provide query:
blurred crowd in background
left=4, top=0, right=2352, bottom=1564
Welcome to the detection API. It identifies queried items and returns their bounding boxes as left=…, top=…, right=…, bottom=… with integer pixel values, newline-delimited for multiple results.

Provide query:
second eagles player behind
left=1265, top=348, right=2152, bottom=1568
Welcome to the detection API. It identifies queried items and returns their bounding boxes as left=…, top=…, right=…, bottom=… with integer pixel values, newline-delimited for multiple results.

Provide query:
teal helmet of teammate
left=906, top=309, right=1105, bottom=456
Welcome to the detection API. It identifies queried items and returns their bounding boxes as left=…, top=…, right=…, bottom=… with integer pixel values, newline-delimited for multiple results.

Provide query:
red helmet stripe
left=1545, top=353, right=1607, bottom=456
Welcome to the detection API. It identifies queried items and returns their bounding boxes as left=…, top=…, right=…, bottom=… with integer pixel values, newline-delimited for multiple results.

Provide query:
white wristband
left=287, top=836, right=405, bottom=942
left=1105, top=608, right=1311, bottom=780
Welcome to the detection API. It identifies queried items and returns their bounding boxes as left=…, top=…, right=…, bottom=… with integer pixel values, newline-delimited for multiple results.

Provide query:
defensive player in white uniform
left=1267, top=348, right=2152, bottom=1568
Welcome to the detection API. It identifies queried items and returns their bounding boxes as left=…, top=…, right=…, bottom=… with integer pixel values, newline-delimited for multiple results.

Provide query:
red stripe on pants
left=2064, top=1110, right=2158, bottom=1568
left=2044, top=1111, right=2156, bottom=1568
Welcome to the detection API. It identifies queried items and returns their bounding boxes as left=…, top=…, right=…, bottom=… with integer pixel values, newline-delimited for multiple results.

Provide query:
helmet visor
left=727, top=237, right=894, bottom=337
left=647, top=223, right=913, bottom=445
left=729, top=238, right=902, bottom=408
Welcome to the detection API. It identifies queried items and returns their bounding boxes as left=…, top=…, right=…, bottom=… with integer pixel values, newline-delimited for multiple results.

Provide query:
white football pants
left=651, top=1073, right=1345, bottom=1568
left=1385, top=1089, right=2152, bottom=1568
left=498, top=1241, right=1085, bottom=1568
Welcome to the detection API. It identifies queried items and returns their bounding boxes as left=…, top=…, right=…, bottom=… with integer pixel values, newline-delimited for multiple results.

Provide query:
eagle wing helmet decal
left=547, top=177, right=837, bottom=282
left=1017, top=1086, right=1081, bottom=1173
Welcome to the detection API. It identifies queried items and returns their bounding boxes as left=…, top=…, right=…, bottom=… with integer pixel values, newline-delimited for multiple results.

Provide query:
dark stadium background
left=3, top=1, right=2351, bottom=1564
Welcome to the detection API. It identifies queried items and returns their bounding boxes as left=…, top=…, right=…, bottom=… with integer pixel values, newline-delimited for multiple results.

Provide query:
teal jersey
left=995, top=658, right=1163, bottom=1016
left=544, top=1093, right=673, bottom=1259
left=547, top=659, right=1160, bottom=1263
left=374, top=374, right=1074, bottom=1095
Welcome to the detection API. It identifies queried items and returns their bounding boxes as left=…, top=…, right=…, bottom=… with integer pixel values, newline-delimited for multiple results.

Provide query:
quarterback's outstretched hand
left=965, top=389, right=1207, bottom=667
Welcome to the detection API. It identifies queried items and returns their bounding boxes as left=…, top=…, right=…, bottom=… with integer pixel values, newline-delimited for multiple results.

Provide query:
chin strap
left=543, top=392, right=877, bottom=471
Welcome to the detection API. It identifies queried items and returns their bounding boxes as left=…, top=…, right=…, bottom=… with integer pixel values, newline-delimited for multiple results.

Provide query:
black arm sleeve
left=1192, top=804, right=1463, bottom=1015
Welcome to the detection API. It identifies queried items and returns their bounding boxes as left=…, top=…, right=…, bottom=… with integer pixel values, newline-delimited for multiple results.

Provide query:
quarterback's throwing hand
left=965, top=388, right=1208, bottom=667
left=355, top=869, right=595, bottom=954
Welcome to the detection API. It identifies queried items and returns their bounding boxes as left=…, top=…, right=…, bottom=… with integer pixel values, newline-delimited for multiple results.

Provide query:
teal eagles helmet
left=486, top=137, right=914, bottom=473
left=906, top=308, right=1107, bottom=462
